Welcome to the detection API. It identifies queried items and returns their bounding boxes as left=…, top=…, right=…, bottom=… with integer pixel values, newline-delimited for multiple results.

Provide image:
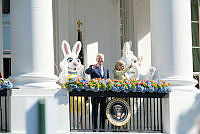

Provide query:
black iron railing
left=69, top=90, right=168, bottom=132
left=0, top=89, right=11, bottom=132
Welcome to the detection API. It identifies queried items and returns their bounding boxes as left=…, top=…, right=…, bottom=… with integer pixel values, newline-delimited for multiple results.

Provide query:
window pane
left=191, top=0, right=199, bottom=21
left=3, top=58, right=11, bottom=78
left=2, top=0, right=10, bottom=14
left=3, top=24, right=11, bottom=50
left=192, top=22, right=199, bottom=46
left=3, top=15, right=11, bottom=50
left=193, top=48, right=200, bottom=72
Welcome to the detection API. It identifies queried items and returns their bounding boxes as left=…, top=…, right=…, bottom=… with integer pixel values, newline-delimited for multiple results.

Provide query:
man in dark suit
left=85, top=53, right=109, bottom=131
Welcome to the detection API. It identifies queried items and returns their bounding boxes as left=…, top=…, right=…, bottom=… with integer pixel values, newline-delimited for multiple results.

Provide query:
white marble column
left=11, top=0, right=58, bottom=89
left=0, top=0, right=3, bottom=74
left=151, top=0, right=196, bottom=87
left=151, top=0, right=200, bottom=133
left=10, top=0, right=68, bottom=133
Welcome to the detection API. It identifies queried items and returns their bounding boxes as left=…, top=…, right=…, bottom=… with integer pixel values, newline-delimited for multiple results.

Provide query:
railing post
left=160, top=98, right=163, bottom=132
left=0, top=89, right=10, bottom=132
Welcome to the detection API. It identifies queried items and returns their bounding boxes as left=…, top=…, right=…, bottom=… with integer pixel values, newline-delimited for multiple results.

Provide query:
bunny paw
left=149, top=67, right=156, bottom=73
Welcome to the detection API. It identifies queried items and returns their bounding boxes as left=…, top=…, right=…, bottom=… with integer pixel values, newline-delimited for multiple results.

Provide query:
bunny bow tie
left=68, top=71, right=78, bottom=75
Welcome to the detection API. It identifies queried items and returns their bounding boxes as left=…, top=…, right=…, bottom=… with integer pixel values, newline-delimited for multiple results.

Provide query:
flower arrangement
left=0, top=73, right=13, bottom=89
left=64, top=78, right=171, bottom=93
left=0, top=78, right=13, bottom=89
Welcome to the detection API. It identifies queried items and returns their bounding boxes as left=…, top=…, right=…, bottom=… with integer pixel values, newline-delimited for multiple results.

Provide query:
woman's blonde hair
left=115, top=60, right=125, bottom=70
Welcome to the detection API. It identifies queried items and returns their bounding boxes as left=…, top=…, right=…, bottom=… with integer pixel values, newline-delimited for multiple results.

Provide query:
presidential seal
left=106, top=98, right=131, bottom=126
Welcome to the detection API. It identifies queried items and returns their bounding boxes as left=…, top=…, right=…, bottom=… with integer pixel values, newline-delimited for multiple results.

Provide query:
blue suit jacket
left=85, top=65, right=109, bottom=79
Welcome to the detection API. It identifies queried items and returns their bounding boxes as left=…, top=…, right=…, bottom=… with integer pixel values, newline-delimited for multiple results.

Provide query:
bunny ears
left=123, top=41, right=132, bottom=53
left=62, top=40, right=82, bottom=57
left=123, top=41, right=133, bottom=54
left=123, top=41, right=134, bottom=57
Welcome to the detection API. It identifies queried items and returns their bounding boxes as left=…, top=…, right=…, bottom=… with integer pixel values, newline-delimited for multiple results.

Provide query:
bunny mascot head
left=120, top=41, right=156, bottom=80
left=59, top=40, right=84, bottom=84
left=120, top=41, right=140, bottom=68
left=120, top=41, right=141, bottom=79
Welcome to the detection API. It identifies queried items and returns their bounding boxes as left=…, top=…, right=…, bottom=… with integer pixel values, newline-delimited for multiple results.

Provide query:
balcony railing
left=69, top=90, right=168, bottom=132
left=0, top=89, right=11, bottom=133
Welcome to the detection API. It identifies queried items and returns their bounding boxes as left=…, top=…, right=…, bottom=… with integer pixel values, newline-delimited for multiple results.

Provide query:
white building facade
left=1, top=0, right=200, bottom=134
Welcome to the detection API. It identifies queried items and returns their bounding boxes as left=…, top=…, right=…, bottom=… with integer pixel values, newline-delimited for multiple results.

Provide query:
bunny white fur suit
left=120, top=41, right=156, bottom=80
left=59, top=40, right=84, bottom=84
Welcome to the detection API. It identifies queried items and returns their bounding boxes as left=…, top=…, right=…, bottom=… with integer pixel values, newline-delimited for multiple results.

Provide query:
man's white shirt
left=100, top=65, right=104, bottom=76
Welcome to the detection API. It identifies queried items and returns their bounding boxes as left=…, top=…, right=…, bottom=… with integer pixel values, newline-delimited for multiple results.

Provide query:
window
left=191, top=0, right=200, bottom=72
left=120, top=0, right=127, bottom=55
left=2, top=0, right=11, bottom=78
left=2, top=0, right=10, bottom=14
left=120, top=0, right=135, bottom=56
left=191, top=0, right=200, bottom=88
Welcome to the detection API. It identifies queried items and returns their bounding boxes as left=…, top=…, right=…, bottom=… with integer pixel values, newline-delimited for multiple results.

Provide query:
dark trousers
left=92, top=97, right=106, bottom=130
